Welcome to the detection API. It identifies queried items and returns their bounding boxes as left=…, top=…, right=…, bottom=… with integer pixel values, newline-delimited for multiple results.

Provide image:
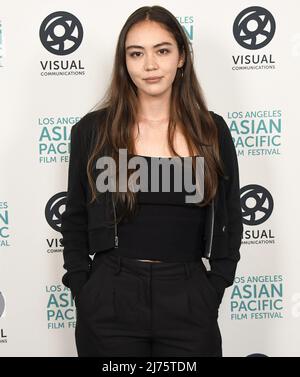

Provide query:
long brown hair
left=86, top=5, right=225, bottom=223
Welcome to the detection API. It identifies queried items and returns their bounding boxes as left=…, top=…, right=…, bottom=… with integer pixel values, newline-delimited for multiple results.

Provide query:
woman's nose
left=144, top=53, right=158, bottom=71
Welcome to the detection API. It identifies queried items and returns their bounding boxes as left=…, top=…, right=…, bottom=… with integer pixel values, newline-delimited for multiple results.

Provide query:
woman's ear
left=178, top=51, right=185, bottom=68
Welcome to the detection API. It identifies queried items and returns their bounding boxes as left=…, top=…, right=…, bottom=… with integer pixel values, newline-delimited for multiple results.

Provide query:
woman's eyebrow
left=126, top=41, right=173, bottom=50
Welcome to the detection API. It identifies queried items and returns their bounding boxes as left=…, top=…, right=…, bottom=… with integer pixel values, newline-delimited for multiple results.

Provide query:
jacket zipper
left=112, top=194, right=119, bottom=248
left=206, top=198, right=215, bottom=258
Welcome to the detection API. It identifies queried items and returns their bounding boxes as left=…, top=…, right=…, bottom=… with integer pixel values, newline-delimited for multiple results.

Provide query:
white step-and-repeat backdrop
left=1, top=0, right=299, bottom=356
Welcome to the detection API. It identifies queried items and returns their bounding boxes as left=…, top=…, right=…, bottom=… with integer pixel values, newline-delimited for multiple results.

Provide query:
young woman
left=61, top=5, right=243, bottom=357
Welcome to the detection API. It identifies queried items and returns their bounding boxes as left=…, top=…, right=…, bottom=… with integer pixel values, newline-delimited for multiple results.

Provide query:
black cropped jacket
left=60, top=109, right=243, bottom=304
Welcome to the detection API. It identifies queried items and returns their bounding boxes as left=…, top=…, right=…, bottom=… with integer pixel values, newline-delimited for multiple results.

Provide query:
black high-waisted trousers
left=74, top=250, right=222, bottom=357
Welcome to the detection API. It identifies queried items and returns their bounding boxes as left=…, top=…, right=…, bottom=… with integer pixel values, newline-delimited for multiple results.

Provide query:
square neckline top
left=112, top=153, right=206, bottom=262
left=128, top=153, right=201, bottom=159
left=123, top=152, right=204, bottom=206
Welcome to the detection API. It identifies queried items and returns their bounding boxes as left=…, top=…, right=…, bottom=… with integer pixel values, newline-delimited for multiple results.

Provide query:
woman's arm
left=206, top=113, right=243, bottom=303
left=61, top=120, right=92, bottom=301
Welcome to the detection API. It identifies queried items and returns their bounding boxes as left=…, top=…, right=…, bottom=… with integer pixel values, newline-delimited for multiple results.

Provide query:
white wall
left=0, top=0, right=299, bottom=356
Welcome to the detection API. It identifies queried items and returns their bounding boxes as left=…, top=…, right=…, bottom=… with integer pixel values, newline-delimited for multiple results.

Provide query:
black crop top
left=110, top=154, right=207, bottom=262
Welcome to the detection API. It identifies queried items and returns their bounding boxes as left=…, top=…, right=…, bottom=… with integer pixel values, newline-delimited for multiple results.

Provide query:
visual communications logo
left=45, top=192, right=66, bottom=254
left=39, top=11, right=83, bottom=55
left=240, top=184, right=275, bottom=246
left=232, top=6, right=276, bottom=70
left=233, top=6, right=276, bottom=50
left=39, top=11, right=85, bottom=76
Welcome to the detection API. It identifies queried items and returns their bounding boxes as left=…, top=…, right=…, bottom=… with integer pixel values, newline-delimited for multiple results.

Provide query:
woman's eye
left=129, top=49, right=170, bottom=57
left=130, top=52, right=142, bottom=57
left=158, top=49, right=169, bottom=55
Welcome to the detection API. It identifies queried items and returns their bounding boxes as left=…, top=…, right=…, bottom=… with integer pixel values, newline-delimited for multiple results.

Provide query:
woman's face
left=125, top=20, right=184, bottom=97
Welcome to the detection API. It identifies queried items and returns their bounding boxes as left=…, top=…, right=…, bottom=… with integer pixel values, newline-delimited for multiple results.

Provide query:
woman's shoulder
left=209, top=110, right=226, bottom=129
left=209, top=110, right=238, bottom=175
left=70, top=107, right=108, bottom=153
left=74, top=107, right=108, bottom=134
left=208, top=110, right=232, bottom=143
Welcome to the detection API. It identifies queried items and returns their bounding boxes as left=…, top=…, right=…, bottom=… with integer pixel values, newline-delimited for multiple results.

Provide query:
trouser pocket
left=75, top=263, right=103, bottom=311
left=76, top=255, right=115, bottom=321
left=186, top=263, right=219, bottom=321
left=197, top=262, right=221, bottom=306
left=113, top=268, right=142, bottom=325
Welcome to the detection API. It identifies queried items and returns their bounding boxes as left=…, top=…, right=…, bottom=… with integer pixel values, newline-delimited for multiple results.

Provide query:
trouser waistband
left=93, top=251, right=205, bottom=279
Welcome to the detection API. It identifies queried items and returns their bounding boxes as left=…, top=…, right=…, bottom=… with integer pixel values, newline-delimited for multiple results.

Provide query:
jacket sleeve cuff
left=68, top=271, right=89, bottom=301
left=207, top=272, right=228, bottom=303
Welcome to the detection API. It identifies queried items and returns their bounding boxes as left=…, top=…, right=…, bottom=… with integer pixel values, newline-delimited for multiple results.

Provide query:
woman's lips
left=144, top=77, right=162, bottom=83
